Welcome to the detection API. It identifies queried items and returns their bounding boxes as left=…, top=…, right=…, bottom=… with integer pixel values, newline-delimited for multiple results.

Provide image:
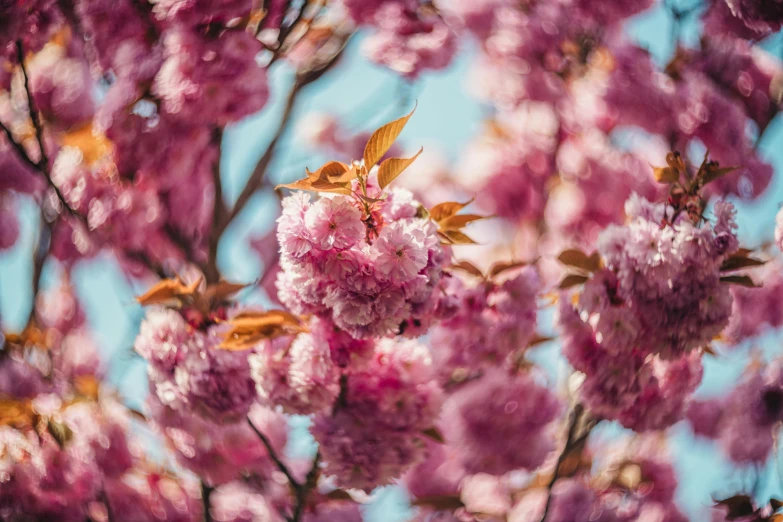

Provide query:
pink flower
left=304, top=196, right=364, bottom=251
left=373, top=221, right=429, bottom=283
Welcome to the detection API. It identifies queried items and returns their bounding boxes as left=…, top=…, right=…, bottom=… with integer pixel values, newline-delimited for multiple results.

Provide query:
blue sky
left=2, top=4, right=783, bottom=520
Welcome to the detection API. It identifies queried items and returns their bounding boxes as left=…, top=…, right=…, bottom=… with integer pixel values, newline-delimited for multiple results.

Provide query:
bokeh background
left=2, top=3, right=783, bottom=520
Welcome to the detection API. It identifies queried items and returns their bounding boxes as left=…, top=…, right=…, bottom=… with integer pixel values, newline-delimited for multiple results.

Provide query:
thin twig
left=13, top=40, right=83, bottom=222
left=268, top=0, right=310, bottom=66
left=291, top=452, right=320, bottom=522
left=539, top=404, right=587, bottom=522
left=205, top=127, right=225, bottom=284
left=247, top=415, right=301, bottom=491
left=201, top=481, right=214, bottom=522
left=0, top=120, right=39, bottom=172
left=223, top=80, right=303, bottom=229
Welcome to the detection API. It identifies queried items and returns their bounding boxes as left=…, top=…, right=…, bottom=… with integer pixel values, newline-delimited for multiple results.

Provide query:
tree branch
left=291, top=452, right=320, bottom=522
left=201, top=481, right=213, bottom=522
left=247, top=415, right=301, bottom=490
left=539, top=404, right=591, bottom=522
left=11, top=40, right=84, bottom=223
left=205, top=127, right=225, bottom=284
left=247, top=416, right=320, bottom=522
left=222, top=80, right=303, bottom=230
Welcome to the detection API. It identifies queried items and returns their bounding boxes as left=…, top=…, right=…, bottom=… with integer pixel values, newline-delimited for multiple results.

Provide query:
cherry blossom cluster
left=135, top=308, right=258, bottom=422
left=312, top=337, right=443, bottom=491
left=557, top=193, right=741, bottom=430
left=276, top=185, right=449, bottom=339
left=3, top=0, right=783, bottom=520
left=429, top=266, right=541, bottom=384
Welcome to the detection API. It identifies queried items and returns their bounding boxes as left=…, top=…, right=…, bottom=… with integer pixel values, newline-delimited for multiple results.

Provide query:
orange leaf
left=720, top=255, right=767, bottom=272
left=310, top=178, right=353, bottom=195
left=666, top=151, right=686, bottom=172
left=309, top=161, right=352, bottom=182
left=488, top=260, right=528, bottom=279
left=74, top=375, right=100, bottom=400
left=652, top=166, right=679, bottom=183
left=0, top=399, right=34, bottom=428
left=527, top=334, right=554, bottom=348
left=448, top=260, right=484, bottom=278
left=377, top=147, right=423, bottom=189
left=557, top=249, right=601, bottom=273
left=205, top=280, right=249, bottom=304
left=420, top=427, right=445, bottom=444
left=429, top=199, right=473, bottom=223
left=219, top=310, right=307, bottom=350
left=720, top=275, right=760, bottom=288
left=558, top=274, right=589, bottom=289
left=702, top=165, right=739, bottom=186
left=363, top=102, right=417, bottom=169
left=439, top=213, right=485, bottom=231
left=439, top=230, right=477, bottom=245
left=61, top=124, right=111, bottom=165
left=136, top=277, right=201, bottom=307
left=276, top=177, right=352, bottom=195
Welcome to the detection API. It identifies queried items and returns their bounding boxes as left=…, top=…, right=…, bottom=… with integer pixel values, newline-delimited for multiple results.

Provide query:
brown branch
left=291, top=452, right=320, bottom=522
left=247, top=416, right=321, bottom=522
left=539, top=404, right=589, bottom=522
left=201, top=481, right=213, bottom=522
left=222, top=80, right=303, bottom=229
left=205, top=127, right=225, bottom=284
left=13, top=40, right=84, bottom=223
left=268, top=0, right=312, bottom=65
left=247, top=415, right=301, bottom=490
